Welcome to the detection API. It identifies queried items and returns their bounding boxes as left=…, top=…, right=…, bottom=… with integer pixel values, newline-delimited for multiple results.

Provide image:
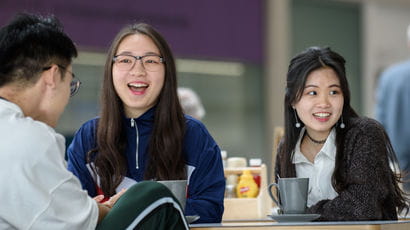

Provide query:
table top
left=190, top=219, right=410, bottom=230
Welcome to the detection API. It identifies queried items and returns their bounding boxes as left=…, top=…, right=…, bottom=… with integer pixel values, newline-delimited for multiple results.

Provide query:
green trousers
left=97, top=181, right=189, bottom=230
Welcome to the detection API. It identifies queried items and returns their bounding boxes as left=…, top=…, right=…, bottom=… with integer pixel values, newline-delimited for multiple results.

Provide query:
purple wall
left=0, top=0, right=264, bottom=63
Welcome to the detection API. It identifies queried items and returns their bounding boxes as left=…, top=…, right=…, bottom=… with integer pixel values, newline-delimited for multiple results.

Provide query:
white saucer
left=268, top=213, right=320, bottom=222
left=185, top=215, right=200, bottom=224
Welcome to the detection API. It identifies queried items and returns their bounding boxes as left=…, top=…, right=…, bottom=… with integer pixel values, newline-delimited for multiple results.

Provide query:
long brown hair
left=89, top=23, right=186, bottom=196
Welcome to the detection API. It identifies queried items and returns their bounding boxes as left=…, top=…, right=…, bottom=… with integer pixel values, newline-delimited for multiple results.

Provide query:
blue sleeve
left=184, top=119, right=225, bottom=223
left=66, top=119, right=98, bottom=197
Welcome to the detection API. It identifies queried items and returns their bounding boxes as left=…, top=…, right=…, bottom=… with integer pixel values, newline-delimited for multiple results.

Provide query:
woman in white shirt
left=275, top=46, right=409, bottom=220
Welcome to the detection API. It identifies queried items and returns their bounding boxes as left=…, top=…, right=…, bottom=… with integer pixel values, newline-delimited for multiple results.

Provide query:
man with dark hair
left=0, top=13, right=188, bottom=229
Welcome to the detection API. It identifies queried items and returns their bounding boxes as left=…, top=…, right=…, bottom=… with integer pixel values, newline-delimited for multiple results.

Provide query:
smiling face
left=112, top=34, right=165, bottom=118
left=293, top=67, right=344, bottom=138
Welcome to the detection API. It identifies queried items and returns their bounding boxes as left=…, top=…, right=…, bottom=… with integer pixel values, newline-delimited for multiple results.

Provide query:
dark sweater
left=275, top=117, right=398, bottom=220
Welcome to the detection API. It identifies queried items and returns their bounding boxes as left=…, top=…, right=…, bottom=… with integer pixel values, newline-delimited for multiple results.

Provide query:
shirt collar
left=0, top=98, right=24, bottom=115
left=321, top=128, right=336, bottom=160
left=293, top=127, right=336, bottom=164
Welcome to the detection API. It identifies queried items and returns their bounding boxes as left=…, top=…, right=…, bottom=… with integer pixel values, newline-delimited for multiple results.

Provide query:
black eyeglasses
left=113, top=54, right=165, bottom=72
left=42, top=65, right=81, bottom=97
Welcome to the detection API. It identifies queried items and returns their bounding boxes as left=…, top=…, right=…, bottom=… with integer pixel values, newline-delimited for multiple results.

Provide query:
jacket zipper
left=130, top=118, right=139, bottom=169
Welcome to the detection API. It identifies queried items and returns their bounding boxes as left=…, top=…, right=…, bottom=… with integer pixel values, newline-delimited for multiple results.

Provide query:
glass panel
left=291, top=0, right=362, bottom=113
left=56, top=63, right=103, bottom=145
left=178, top=60, right=265, bottom=161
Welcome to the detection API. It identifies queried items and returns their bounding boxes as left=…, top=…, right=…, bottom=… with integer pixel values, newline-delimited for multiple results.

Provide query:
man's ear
left=42, top=65, right=60, bottom=89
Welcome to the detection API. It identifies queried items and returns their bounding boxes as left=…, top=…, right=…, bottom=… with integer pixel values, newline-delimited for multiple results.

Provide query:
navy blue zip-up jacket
left=67, top=107, right=225, bottom=223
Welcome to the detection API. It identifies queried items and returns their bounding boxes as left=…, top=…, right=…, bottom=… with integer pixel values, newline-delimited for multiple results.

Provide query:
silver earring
left=340, top=116, right=345, bottom=129
left=293, top=108, right=301, bottom=128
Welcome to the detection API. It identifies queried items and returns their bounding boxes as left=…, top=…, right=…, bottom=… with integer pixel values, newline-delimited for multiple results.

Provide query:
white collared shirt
left=293, top=127, right=338, bottom=207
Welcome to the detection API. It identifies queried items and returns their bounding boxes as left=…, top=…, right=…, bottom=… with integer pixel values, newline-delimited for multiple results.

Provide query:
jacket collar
left=123, top=106, right=156, bottom=126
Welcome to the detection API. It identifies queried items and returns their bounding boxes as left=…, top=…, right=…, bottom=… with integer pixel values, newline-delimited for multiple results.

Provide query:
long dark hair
left=278, top=46, right=408, bottom=214
left=279, top=47, right=356, bottom=184
left=89, top=23, right=186, bottom=196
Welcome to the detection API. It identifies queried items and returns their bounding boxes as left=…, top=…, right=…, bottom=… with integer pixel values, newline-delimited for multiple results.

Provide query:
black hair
left=279, top=46, right=358, bottom=186
left=277, top=46, right=409, bottom=215
left=0, top=13, right=77, bottom=87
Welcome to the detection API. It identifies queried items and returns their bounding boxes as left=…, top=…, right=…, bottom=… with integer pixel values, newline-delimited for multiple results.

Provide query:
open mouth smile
left=313, top=112, right=331, bottom=122
left=128, top=82, right=148, bottom=95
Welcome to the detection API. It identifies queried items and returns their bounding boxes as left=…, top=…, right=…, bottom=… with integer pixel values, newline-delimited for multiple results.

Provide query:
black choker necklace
left=305, top=132, right=327, bottom=144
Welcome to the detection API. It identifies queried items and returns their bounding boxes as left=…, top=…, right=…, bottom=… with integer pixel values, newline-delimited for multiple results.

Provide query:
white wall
left=362, top=0, right=410, bottom=116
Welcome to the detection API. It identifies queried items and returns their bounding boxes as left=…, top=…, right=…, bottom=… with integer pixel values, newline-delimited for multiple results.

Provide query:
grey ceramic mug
left=157, top=180, right=187, bottom=211
left=268, top=177, right=309, bottom=214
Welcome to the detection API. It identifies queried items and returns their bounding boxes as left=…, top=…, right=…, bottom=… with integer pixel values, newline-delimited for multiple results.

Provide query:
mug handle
left=268, top=183, right=282, bottom=210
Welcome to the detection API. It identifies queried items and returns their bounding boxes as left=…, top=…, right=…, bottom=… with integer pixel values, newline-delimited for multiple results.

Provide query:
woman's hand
left=93, top=188, right=127, bottom=207
left=102, top=188, right=127, bottom=208
left=93, top=195, right=105, bottom=203
left=95, top=189, right=127, bottom=223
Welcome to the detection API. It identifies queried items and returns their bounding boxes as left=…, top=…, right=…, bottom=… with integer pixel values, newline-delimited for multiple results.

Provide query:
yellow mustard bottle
left=236, top=170, right=259, bottom=198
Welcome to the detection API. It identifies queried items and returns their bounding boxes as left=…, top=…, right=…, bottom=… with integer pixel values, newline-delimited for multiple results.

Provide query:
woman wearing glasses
left=66, top=23, right=225, bottom=223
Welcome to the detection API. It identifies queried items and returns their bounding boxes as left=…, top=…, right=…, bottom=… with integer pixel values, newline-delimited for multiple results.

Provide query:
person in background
left=67, top=22, right=225, bottom=223
left=275, top=46, right=409, bottom=220
left=178, top=87, right=206, bottom=120
left=0, top=13, right=188, bottom=229
left=375, top=24, right=410, bottom=193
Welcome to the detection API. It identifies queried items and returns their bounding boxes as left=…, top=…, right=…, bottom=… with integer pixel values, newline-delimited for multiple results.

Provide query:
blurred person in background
left=67, top=22, right=225, bottom=223
left=275, top=47, right=409, bottom=220
left=178, top=87, right=206, bottom=120
left=375, top=24, right=410, bottom=193
left=0, top=13, right=188, bottom=230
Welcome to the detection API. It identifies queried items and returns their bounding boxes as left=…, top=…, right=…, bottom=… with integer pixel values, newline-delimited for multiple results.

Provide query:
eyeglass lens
left=70, top=78, right=81, bottom=96
left=114, top=55, right=163, bottom=72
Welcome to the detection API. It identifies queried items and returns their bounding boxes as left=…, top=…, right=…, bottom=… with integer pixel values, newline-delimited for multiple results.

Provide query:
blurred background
left=2, top=0, right=410, bottom=180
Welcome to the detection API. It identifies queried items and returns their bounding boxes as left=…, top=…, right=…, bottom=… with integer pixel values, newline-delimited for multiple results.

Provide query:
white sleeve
left=0, top=110, right=98, bottom=229
left=30, top=176, right=99, bottom=230
left=27, top=133, right=99, bottom=230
